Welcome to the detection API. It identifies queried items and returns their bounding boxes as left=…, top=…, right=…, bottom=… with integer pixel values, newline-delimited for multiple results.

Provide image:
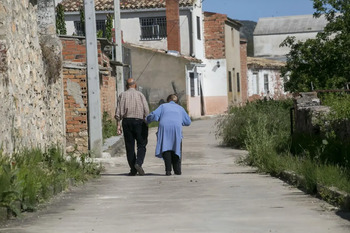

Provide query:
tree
left=97, top=30, right=103, bottom=38
left=105, top=14, right=114, bottom=42
left=281, top=0, right=350, bottom=92
left=56, top=3, right=67, bottom=35
left=79, top=7, right=85, bottom=36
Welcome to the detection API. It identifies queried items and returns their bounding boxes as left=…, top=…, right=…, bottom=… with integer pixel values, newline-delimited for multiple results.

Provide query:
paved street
left=1, top=118, right=350, bottom=233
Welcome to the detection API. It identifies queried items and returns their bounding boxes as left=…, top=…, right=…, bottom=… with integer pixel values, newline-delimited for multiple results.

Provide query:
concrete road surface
left=1, top=118, right=349, bottom=233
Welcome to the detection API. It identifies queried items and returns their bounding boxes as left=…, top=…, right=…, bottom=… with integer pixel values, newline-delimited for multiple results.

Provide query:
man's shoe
left=127, top=172, right=136, bottom=176
left=134, top=164, right=145, bottom=176
left=165, top=171, right=171, bottom=176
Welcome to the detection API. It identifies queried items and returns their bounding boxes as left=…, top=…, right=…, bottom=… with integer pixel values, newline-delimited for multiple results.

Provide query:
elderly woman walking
left=146, top=94, right=191, bottom=176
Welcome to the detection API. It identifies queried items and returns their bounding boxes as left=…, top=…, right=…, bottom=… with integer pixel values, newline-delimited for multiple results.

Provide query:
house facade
left=60, top=0, right=209, bottom=117
left=61, top=0, right=204, bottom=59
left=124, top=43, right=201, bottom=109
left=203, top=12, right=242, bottom=112
left=253, top=14, right=328, bottom=60
left=247, top=57, right=288, bottom=101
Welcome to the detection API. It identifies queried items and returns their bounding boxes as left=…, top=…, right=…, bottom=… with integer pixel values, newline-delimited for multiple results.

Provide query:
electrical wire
left=136, top=15, right=189, bottom=82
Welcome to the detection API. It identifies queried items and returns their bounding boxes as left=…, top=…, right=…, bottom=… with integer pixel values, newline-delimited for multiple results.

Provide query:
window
left=74, top=20, right=106, bottom=37
left=190, top=72, right=195, bottom=97
left=237, top=72, right=240, bottom=92
left=228, top=71, right=232, bottom=92
left=96, top=20, right=106, bottom=37
left=253, top=72, right=259, bottom=94
left=197, top=16, right=201, bottom=40
left=264, top=74, right=269, bottom=93
left=140, top=17, right=167, bottom=40
left=74, top=21, right=84, bottom=36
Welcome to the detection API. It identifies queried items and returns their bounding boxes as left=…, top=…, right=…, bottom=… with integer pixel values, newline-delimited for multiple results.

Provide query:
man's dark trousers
left=122, top=118, right=148, bottom=174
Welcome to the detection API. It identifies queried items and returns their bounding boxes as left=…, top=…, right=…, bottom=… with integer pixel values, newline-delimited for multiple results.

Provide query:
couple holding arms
left=115, top=78, right=191, bottom=176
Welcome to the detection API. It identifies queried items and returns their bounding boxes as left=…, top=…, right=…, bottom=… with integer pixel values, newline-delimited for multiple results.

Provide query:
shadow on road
left=101, top=173, right=166, bottom=177
left=336, top=210, right=350, bottom=222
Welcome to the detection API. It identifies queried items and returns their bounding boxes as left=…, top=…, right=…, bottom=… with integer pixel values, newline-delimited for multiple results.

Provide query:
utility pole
left=114, top=0, right=125, bottom=95
left=84, top=0, right=102, bottom=157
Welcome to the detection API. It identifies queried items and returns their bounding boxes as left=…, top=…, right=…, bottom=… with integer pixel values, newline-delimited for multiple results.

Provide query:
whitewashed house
left=253, top=14, right=328, bottom=60
left=60, top=0, right=211, bottom=117
left=203, top=12, right=242, bottom=113
left=61, top=0, right=240, bottom=117
left=247, top=57, right=289, bottom=101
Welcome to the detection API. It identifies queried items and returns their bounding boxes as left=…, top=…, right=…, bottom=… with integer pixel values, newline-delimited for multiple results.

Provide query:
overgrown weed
left=216, top=98, right=350, bottom=197
left=0, top=146, right=102, bottom=217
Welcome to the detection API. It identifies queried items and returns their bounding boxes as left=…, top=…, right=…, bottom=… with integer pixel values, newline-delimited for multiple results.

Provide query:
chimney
left=166, top=0, right=181, bottom=53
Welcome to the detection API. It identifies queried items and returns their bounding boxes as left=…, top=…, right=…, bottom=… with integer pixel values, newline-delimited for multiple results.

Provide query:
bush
left=291, top=93, right=350, bottom=170
left=216, top=98, right=350, bottom=197
left=0, top=146, right=102, bottom=216
left=321, top=92, right=350, bottom=120
left=102, top=112, right=117, bottom=140
left=216, top=99, right=293, bottom=149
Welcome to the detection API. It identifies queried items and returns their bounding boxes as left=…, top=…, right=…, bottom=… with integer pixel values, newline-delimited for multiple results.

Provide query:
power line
left=136, top=15, right=189, bottom=82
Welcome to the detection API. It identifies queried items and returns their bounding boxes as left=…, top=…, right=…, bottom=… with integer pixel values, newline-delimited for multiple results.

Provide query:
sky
left=202, top=0, right=316, bottom=22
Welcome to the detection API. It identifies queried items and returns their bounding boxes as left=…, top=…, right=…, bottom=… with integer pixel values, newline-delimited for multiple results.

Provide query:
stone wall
left=0, top=0, right=65, bottom=155
left=293, top=92, right=350, bottom=142
left=294, top=92, right=331, bottom=135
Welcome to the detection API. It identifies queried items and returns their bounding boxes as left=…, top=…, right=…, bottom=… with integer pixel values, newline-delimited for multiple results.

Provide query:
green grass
left=102, top=112, right=117, bottom=140
left=0, top=146, right=102, bottom=216
left=216, top=98, right=350, bottom=198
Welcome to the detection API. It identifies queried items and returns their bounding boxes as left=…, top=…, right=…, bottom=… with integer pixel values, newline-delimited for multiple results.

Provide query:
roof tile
left=60, top=0, right=196, bottom=12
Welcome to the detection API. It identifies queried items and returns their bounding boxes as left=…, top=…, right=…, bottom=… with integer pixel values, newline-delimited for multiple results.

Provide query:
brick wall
left=166, top=0, right=181, bottom=52
left=100, top=69, right=116, bottom=119
left=240, top=39, right=248, bottom=103
left=63, top=67, right=89, bottom=153
left=204, top=12, right=226, bottom=59
left=61, top=37, right=116, bottom=154
left=62, top=39, right=87, bottom=63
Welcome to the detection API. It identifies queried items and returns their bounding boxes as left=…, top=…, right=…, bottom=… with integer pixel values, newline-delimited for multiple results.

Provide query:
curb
left=279, top=170, right=350, bottom=211
left=103, top=137, right=124, bottom=157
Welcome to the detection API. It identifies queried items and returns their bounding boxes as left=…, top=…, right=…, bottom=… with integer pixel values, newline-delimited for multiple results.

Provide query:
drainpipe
left=190, top=8, right=196, bottom=57
left=189, top=9, right=195, bottom=57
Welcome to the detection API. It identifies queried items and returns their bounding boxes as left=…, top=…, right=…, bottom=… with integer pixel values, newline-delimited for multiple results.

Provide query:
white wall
left=254, top=32, right=319, bottom=57
left=247, top=68, right=287, bottom=98
left=63, top=8, right=197, bottom=57
left=225, top=23, right=242, bottom=104
left=191, top=2, right=205, bottom=60
left=202, top=59, right=227, bottom=97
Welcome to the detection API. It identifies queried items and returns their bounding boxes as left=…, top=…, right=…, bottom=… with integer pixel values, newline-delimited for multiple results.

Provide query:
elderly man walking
left=115, top=78, right=149, bottom=176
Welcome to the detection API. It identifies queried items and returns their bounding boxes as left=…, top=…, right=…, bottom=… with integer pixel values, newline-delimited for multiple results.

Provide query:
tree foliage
left=79, top=7, right=85, bottom=36
left=105, top=14, right=114, bottom=42
left=56, top=3, right=67, bottom=35
left=281, top=0, right=350, bottom=92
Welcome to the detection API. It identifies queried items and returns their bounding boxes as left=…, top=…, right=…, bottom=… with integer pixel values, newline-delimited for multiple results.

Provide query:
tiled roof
left=124, top=42, right=202, bottom=63
left=254, top=14, right=328, bottom=35
left=61, top=0, right=196, bottom=12
left=247, top=57, right=285, bottom=69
